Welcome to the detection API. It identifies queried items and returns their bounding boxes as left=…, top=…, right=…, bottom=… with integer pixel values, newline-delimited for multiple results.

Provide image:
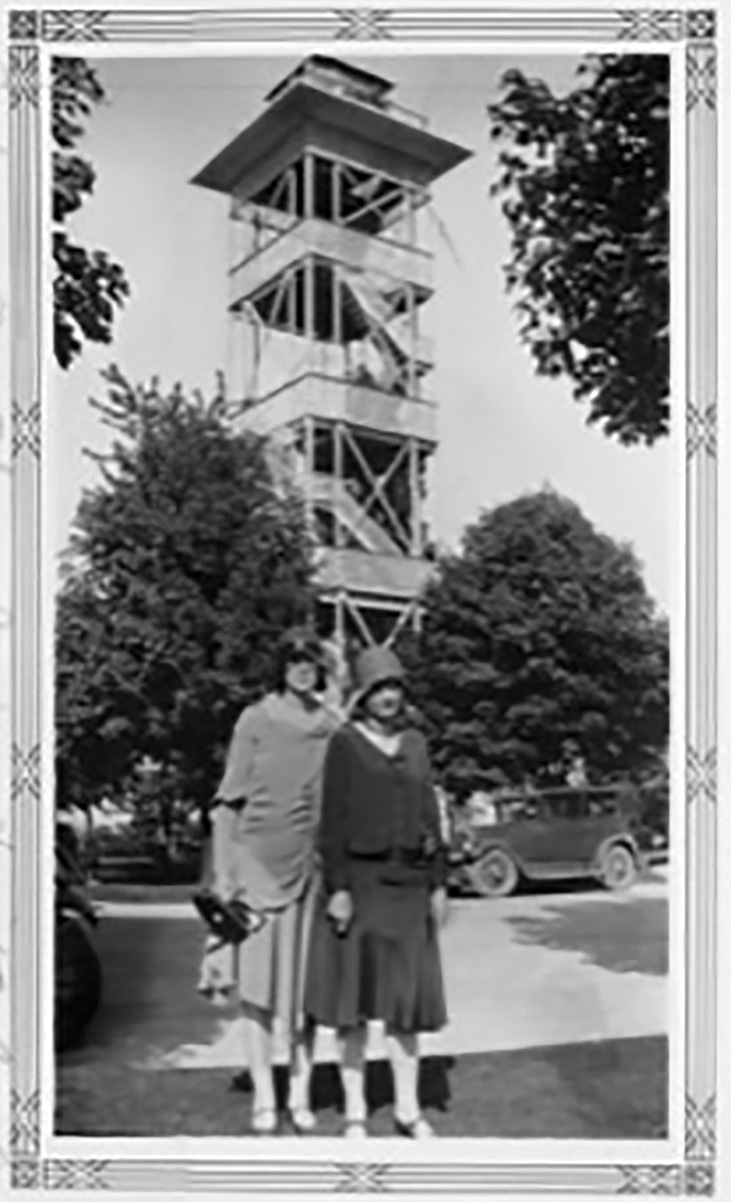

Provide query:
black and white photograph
left=0, top=3, right=723, bottom=1198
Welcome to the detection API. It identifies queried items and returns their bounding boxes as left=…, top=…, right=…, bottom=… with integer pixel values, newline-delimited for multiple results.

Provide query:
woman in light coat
left=201, top=628, right=340, bottom=1134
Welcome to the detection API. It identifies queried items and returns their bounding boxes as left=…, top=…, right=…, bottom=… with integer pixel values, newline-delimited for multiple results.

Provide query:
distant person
left=304, top=647, right=449, bottom=1139
left=195, top=801, right=215, bottom=890
left=200, top=628, right=340, bottom=1134
left=566, top=755, right=588, bottom=789
left=559, top=737, right=587, bottom=788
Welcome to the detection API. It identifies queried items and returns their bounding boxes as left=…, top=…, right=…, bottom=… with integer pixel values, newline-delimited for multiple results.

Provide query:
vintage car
left=55, top=828, right=103, bottom=1051
left=447, top=785, right=648, bottom=898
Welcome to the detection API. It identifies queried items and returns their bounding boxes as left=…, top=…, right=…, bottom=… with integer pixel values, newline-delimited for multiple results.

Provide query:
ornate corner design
left=11, top=1157, right=43, bottom=1190
left=8, top=9, right=40, bottom=40
left=617, top=10, right=685, bottom=40
left=686, top=745, right=717, bottom=805
left=8, top=44, right=40, bottom=109
left=334, top=8, right=393, bottom=39
left=43, top=1159, right=111, bottom=1190
left=10, top=401, right=41, bottom=460
left=686, top=404, right=717, bottom=458
left=684, top=1164, right=715, bottom=1196
left=686, top=1095, right=717, bottom=1160
left=41, top=10, right=110, bottom=41
left=10, top=743, right=41, bottom=806
left=336, top=1162, right=390, bottom=1192
left=685, top=10, right=716, bottom=40
left=618, top=1164, right=682, bottom=1194
left=686, top=43, right=717, bottom=109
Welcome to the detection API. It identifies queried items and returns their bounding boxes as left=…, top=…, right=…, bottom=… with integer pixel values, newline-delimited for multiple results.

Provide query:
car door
left=526, top=791, right=597, bottom=877
left=548, top=789, right=628, bottom=874
left=498, top=798, right=565, bottom=877
left=585, top=789, right=632, bottom=858
left=557, top=791, right=607, bottom=869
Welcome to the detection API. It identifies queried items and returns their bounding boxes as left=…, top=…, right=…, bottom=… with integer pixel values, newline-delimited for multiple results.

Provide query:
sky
left=50, top=52, right=676, bottom=614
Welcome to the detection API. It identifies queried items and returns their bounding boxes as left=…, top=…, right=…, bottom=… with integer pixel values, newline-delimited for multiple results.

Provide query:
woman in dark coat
left=304, top=647, right=448, bottom=1139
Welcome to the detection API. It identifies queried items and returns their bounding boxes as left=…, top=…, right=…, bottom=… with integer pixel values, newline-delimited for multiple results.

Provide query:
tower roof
left=191, top=56, right=472, bottom=199
left=264, top=54, right=395, bottom=106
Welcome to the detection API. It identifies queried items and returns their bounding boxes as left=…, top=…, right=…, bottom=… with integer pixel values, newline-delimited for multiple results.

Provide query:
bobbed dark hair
left=273, top=626, right=327, bottom=694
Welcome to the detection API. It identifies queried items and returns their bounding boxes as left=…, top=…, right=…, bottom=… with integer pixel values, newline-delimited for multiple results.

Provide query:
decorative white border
left=4, top=4, right=718, bottom=1196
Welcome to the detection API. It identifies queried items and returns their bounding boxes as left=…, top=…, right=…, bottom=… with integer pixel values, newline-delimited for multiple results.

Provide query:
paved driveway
left=86, top=872, right=667, bottom=1072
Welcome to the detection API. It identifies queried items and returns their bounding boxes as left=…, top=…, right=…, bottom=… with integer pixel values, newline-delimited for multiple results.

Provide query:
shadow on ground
left=453, top=868, right=667, bottom=900
left=520, top=867, right=666, bottom=895
left=506, top=897, right=668, bottom=975
left=56, top=1036, right=668, bottom=1139
left=228, top=1055, right=453, bottom=1113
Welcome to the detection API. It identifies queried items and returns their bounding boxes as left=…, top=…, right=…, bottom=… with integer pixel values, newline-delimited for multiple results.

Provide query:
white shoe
left=344, top=1117, right=368, bottom=1139
left=287, top=1105, right=317, bottom=1134
left=394, top=1114, right=435, bottom=1139
left=251, top=1107, right=278, bottom=1135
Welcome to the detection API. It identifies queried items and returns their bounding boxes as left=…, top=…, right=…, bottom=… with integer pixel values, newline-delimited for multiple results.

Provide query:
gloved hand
left=326, top=889, right=353, bottom=936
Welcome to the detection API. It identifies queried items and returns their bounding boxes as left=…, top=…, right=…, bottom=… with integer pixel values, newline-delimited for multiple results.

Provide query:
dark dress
left=304, top=723, right=448, bottom=1034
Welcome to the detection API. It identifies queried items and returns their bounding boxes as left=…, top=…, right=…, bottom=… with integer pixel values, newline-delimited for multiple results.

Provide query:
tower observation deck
left=192, top=55, right=472, bottom=648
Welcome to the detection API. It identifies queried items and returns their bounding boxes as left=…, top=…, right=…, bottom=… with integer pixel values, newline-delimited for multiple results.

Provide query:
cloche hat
left=348, top=646, right=406, bottom=712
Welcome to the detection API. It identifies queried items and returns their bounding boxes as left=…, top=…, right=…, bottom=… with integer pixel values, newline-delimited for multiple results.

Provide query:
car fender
left=592, top=834, right=644, bottom=875
left=470, top=837, right=527, bottom=878
left=58, top=908, right=98, bottom=943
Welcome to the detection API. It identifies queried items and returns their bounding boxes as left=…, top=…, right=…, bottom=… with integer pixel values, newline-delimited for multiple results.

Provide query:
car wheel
left=470, top=849, right=519, bottom=898
left=601, top=844, right=637, bottom=891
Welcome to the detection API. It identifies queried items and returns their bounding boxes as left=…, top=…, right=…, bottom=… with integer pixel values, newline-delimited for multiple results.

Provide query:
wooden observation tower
left=192, top=55, right=471, bottom=648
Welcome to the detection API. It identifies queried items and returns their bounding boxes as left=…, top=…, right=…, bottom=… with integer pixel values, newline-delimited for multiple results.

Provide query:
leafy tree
left=489, top=55, right=669, bottom=446
left=55, top=368, right=316, bottom=852
left=52, top=57, right=130, bottom=369
left=400, top=490, right=668, bottom=798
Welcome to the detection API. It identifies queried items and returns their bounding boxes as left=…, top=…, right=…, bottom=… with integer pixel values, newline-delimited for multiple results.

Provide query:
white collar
left=355, top=722, right=402, bottom=758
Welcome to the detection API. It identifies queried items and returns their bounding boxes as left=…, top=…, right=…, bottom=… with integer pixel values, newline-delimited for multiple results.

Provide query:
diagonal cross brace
left=341, top=428, right=411, bottom=547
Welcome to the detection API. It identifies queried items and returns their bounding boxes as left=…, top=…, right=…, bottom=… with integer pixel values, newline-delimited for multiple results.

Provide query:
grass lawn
left=56, top=1036, right=667, bottom=1139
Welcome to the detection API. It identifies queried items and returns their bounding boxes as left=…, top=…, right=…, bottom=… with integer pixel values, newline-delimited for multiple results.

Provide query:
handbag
left=193, top=887, right=267, bottom=951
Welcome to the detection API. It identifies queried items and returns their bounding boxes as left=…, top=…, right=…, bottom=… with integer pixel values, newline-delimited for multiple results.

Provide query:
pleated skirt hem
left=303, top=865, right=447, bottom=1035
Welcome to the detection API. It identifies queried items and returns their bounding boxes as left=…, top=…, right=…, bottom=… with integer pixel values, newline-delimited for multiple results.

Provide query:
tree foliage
left=489, top=55, right=669, bottom=446
left=55, top=368, right=316, bottom=823
left=52, top=57, right=130, bottom=369
left=400, top=490, right=668, bottom=798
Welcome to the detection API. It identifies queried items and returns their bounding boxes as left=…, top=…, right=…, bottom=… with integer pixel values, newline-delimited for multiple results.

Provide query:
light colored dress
left=198, top=692, right=339, bottom=1033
